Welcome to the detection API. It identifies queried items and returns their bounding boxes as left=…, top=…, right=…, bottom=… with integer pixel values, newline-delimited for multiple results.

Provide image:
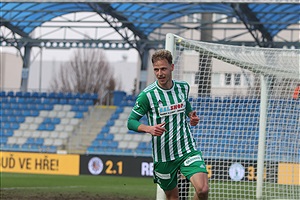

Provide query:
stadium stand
left=86, top=94, right=151, bottom=156
left=86, top=95, right=299, bottom=161
left=1, top=90, right=298, bottom=161
left=0, top=91, right=97, bottom=153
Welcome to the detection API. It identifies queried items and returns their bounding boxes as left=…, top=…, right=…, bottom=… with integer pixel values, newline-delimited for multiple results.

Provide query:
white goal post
left=155, top=33, right=300, bottom=200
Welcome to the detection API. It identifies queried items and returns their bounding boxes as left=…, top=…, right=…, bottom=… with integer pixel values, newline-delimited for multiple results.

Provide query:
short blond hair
left=151, top=49, right=173, bottom=65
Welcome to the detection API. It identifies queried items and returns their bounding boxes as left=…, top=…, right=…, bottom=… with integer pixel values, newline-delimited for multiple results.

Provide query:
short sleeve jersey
left=131, top=80, right=197, bottom=162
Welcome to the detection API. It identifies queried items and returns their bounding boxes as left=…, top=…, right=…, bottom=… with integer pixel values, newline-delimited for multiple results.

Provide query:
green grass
left=1, top=173, right=299, bottom=200
left=0, top=172, right=156, bottom=200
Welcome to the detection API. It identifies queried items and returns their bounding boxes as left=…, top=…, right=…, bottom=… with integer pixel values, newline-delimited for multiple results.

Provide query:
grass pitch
left=1, top=172, right=299, bottom=200
left=0, top=172, right=156, bottom=200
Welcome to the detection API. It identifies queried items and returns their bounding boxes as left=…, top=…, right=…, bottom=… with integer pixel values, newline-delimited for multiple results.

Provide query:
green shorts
left=153, top=150, right=208, bottom=191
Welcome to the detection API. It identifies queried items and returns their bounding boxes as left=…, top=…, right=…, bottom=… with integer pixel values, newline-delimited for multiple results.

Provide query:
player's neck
left=158, top=80, right=173, bottom=90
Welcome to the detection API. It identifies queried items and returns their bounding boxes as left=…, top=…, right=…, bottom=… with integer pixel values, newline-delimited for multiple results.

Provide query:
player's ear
left=171, top=64, right=174, bottom=71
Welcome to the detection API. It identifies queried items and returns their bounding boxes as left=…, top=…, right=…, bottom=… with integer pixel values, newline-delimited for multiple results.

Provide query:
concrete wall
left=0, top=52, right=23, bottom=91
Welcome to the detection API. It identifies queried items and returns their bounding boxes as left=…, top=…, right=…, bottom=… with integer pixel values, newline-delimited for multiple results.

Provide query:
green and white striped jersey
left=130, top=80, right=197, bottom=162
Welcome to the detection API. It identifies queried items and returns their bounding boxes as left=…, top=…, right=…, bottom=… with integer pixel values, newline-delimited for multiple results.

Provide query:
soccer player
left=127, top=49, right=209, bottom=200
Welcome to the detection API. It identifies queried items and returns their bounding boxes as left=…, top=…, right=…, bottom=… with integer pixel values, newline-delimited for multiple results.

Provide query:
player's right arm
left=127, top=92, right=166, bottom=136
left=137, top=123, right=166, bottom=136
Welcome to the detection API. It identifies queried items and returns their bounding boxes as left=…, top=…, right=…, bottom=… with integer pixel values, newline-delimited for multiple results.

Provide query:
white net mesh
left=166, top=34, right=300, bottom=200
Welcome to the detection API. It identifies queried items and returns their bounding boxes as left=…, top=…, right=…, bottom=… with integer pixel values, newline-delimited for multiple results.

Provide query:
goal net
left=159, top=33, right=300, bottom=200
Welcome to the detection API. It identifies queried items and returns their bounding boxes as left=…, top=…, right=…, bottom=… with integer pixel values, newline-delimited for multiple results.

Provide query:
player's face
left=153, top=58, right=174, bottom=89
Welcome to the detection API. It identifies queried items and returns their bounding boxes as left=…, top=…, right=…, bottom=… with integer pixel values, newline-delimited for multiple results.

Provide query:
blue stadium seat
left=31, top=92, right=40, bottom=98
left=115, top=107, right=124, bottom=114
left=123, top=149, right=134, bottom=154
left=20, top=144, right=32, bottom=151
left=109, top=141, right=118, bottom=148
left=73, top=93, right=81, bottom=99
left=16, top=91, right=31, bottom=98
left=106, top=120, right=114, bottom=127
left=48, top=92, right=56, bottom=98
left=8, top=116, right=17, bottom=123
left=127, top=130, right=137, bottom=134
left=0, top=137, right=8, bottom=144
left=19, top=103, right=28, bottom=110
left=26, top=138, right=36, bottom=145
left=110, top=113, right=119, bottom=120
left=101, top=141, right=110, bottom=148
left=2, top=103, right=10, bottom=109
left=9, top=98, right=17, bottom=103
left=0, top=116, right=8, bottom=122
left=7, top=91, right=14, bottom=97
left=11, top=123, right=20, bottom=130
left=49, top=98, right=59, bottom=104
left=96, top=134, right=105, bottom=140
left=4, top=130, right=13, bottom=137
left=37, top=124, right=47, bottom=131
left=18, top=97, right=27, bottom=103
left=87, top=146, right=96, bottom=153
left=81, top=93, right=91, bottom=99
left=0, top=91, right=6, bottom=97
left=75, top=99, right=85, bottom=105
left=31, top=110, right=39, bottom=117
left=74, top=112, right=84, bottom=118
left=0, top=97, right=7, bottom=103
left=90, top=93, right=98, bottom=100
left=56, top=92, right=65, bottom=99
left=39, top=92, right=47, bottom=98
left=78, top=105, right=89, bottom=112
left=71, top=106, right=79, bottom=112
left=104, top=134, right=114, bottom=140
left=100, top=126, right=110, bottom=134
left=59, top=99, right=68, bottom=104
left=91, top=140, right=101, bottom=147
left=85, top=100, right=94, bottom=105
left=52, top=118, right=61, bottom=124
left=42, top=98, right=51, bottom=104
left=46, top=145, right=57, bottom=153
left=43, top=117, right=52, bottom=124
left=65, top=92, right=73, bottom=99
left=44, top=104, right=54, bottom=110
left=68, top=99, right=76, bottom=105
left=137, top=142, right=147, bottom=149
left=29, top=144, right=40, bottom=151
left=35, top=138, right=44, bottom=145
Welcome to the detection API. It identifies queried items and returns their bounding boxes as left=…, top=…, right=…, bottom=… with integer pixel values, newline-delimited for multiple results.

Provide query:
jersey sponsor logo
left=158, top=102, right=185, bottom=117
left=154, top=171, right=171, bottom=180
left=184, top=155, right=202, bottom=166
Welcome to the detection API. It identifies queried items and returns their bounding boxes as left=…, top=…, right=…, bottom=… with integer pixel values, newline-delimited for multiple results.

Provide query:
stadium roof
left=1, top=1, right=299, bottom=92
left=1, top=1, right=299, bottom=49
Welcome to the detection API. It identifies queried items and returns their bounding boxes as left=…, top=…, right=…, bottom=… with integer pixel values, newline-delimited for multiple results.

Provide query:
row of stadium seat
left=87, top=105, right=151, bottom=155
left=0, top=91, right=98, bottom=100
left=1, top=92, right=298, bottom=161
left=189, top=96, right=298, bottom=104
left=1, top=103, right=90, bottom=111
left=86, top=96, right=299, bottom=161
left=0, top=91, right=94, bottom=153
left=1, top=97, right=94, bottom=105
left=1, top=111, right=85, bottom=119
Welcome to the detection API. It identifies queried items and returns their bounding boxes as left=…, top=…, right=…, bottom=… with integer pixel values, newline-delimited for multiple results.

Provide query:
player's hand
left=189, top=111, right=199, bottom=126
left=149, top=123, right=166, bottom=136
